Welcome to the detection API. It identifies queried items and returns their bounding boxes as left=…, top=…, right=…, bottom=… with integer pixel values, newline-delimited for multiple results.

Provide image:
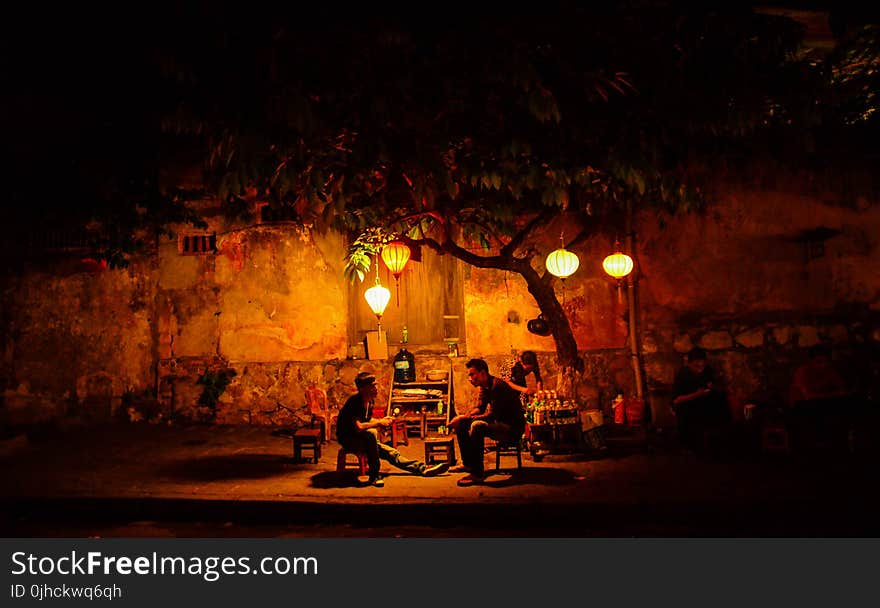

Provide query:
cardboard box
left=364, top=331, right=389, bottom=360
left=579, top=409, right=605, bottom=432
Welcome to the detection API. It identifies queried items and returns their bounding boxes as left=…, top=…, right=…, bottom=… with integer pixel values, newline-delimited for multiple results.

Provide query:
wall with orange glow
left=1, top=259, right=156, bottom=425
left=2, top=185, right=878, bottom=428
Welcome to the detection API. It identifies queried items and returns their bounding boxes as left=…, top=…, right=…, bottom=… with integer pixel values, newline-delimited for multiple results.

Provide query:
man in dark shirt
left=672, top=347, right=730, bottom=452
left=449, top=358, right=525, bottom=486
left=336, top=372, right=449, bottom=487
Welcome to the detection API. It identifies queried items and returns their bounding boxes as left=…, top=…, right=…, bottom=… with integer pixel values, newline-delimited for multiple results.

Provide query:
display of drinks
left=529, top=391, right=580, bottom=425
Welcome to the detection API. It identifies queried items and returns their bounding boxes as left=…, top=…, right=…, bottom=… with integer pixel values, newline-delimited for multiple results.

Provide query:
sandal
left=456, top=474, right=485, bottom=487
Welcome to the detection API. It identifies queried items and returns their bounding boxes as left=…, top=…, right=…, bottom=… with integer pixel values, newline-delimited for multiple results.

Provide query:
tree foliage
left=157, top=3, right=879, bottom=369
left=7, top=3, right=878, bottom=368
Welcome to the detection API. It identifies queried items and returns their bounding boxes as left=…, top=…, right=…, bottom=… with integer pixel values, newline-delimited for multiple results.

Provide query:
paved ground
left=1, top=422, right=878, bottom=537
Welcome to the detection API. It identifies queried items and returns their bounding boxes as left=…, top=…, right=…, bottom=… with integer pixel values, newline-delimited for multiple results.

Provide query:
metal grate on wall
left=178, top=233, right=217, bottom=255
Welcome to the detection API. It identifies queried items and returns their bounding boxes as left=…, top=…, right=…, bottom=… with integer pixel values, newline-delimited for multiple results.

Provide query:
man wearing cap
left=336, top=371, right=450, bottom=487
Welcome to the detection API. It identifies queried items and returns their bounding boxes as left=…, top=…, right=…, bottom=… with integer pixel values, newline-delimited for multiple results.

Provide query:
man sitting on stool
left=672, top=347, right=730, bottom=453
left=336, top=372, right=449, bottom=487
left=448, top=358, right=525, bottom=486
left=788, top=344, right=849, bottom=452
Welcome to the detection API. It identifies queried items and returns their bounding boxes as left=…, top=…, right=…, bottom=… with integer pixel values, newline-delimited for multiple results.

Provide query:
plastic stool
left=293, top=428, right=322, bottom=463
left=336, top=449, right=369, bottom=475
left=494, top=439, right=523, bottom=471
left=762, top=423, right=790, bottom=455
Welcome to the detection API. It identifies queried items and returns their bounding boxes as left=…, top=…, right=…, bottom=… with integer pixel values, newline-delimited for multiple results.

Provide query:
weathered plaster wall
left=214, top=226, right=348, bottom=362
left=638, top=187, right=880, bottom=314
left=458, top=185, right=880, bottom=426
left=156, top=222, right=348, bottom=364
left=1, top=261, right=156, bottom=426
left=3, top=185, right=877, bottom=430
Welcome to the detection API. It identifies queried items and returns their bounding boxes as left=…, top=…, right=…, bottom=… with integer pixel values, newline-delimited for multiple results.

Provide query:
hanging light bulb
left=381, top=240, right=410, bottom=306
left=545, top=233, right=580, bottom=304
left=364, top=259, right=391, bottom=341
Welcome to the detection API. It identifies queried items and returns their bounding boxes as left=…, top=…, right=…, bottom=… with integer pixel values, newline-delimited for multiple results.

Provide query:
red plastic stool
left=336, top=449, right=369, bottom=475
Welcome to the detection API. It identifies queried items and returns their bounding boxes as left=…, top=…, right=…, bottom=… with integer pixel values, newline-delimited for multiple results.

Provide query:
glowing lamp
left=602, top=252, right=634, bottom=279
left=381, top=241, right=410, bottom=278
left=545, top=233, right=580, bottom=305
left=545, top=247, right=580, bottom=278
left=364, top=254, right=392, bottom=341
left=381, top=240, right=410, bottom=305
left=364, top=280, right=391, bottom=319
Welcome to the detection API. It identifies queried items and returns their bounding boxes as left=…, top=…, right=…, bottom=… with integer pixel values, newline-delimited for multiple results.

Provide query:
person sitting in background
left=788, top=344, right=849, bottom=452
left=336, top=372, right=449, bottom=487
left=789, top=344, right=847, bottom=405
left=671, top=347, right=730, bottom=452
left=448, top=358, right=525, bottom=486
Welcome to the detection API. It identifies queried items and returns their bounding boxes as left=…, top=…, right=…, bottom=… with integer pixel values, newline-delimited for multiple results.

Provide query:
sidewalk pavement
left=1, top=422, right=878, bottom=536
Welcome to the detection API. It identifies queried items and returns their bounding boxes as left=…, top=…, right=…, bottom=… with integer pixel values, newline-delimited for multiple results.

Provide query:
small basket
left=425, top=369, right=448, bottom=382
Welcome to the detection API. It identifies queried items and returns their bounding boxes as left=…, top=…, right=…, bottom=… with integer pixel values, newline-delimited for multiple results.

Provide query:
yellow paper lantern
left=545, top=247, right=580, bottom=279
left=602, top=252, right=634, bottom=279
left=381, top=240, right=410, bottom=306
left=381, top=241, right=410, bottom=278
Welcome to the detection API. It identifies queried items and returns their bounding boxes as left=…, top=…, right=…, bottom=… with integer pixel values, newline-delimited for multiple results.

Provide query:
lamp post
left=381, top=240, right=411, bottom=306
left=364, top=258, right=391, bottom=343
left=545, top=232, right=580, bottom=304
left=602, top=237, right=643, bottom=402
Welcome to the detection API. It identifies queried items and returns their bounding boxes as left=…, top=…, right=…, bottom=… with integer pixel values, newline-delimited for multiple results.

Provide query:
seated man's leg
left=341, top=429, right=381, bottom=479
left=467, top=420, right=490, bottom=478
left=377, top=441, right=427, bottom=475
left=456, top=419, right=479, bottom=471
left=674, top=403, right=696, bottom=450
left=485, top=421, right=517, bottom=446
left=710, top=392, right=731, bottom=426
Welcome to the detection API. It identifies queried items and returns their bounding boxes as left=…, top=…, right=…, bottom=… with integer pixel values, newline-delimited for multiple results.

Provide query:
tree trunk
left=414, top=236, right=585, bottom=374
left=518, top=262, right=584, bottom=373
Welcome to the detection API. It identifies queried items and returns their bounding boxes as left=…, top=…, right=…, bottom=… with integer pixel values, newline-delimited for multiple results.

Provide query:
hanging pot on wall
left=527, top=314, right=551, bottom=336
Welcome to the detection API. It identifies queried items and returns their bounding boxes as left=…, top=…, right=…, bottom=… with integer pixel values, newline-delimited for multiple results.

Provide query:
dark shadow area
left=481, top=466, right=579, bottom=488
left=158, top=454, right=297, bottom=481
left=4, top=496, right=880, bottom=537
left=309, top=470, right=364, bottom=489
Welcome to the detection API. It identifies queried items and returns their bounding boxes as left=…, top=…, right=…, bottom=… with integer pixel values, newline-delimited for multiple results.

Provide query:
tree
left=14, top=4, right=877, bottom=369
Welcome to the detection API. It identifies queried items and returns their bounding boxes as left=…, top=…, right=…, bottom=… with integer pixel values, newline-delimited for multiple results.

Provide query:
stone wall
left=2, top=183, right=878, bottom=430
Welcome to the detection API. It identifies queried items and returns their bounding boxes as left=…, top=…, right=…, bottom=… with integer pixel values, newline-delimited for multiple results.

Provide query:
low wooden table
left=293, top=428, right=322, bottom=463
left=424, top=436, right=456, bottom=465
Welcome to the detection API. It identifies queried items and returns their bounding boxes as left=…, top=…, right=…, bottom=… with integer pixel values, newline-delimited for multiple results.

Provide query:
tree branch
left=501, top=206, right=556, bottom=257
left=405, top=235, right=518, bottom=271
left=565, top=223, right=593, bottom=250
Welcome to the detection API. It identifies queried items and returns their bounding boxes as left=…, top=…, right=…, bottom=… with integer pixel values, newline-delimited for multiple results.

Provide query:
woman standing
left=505, top=350, right=543, bottom=404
